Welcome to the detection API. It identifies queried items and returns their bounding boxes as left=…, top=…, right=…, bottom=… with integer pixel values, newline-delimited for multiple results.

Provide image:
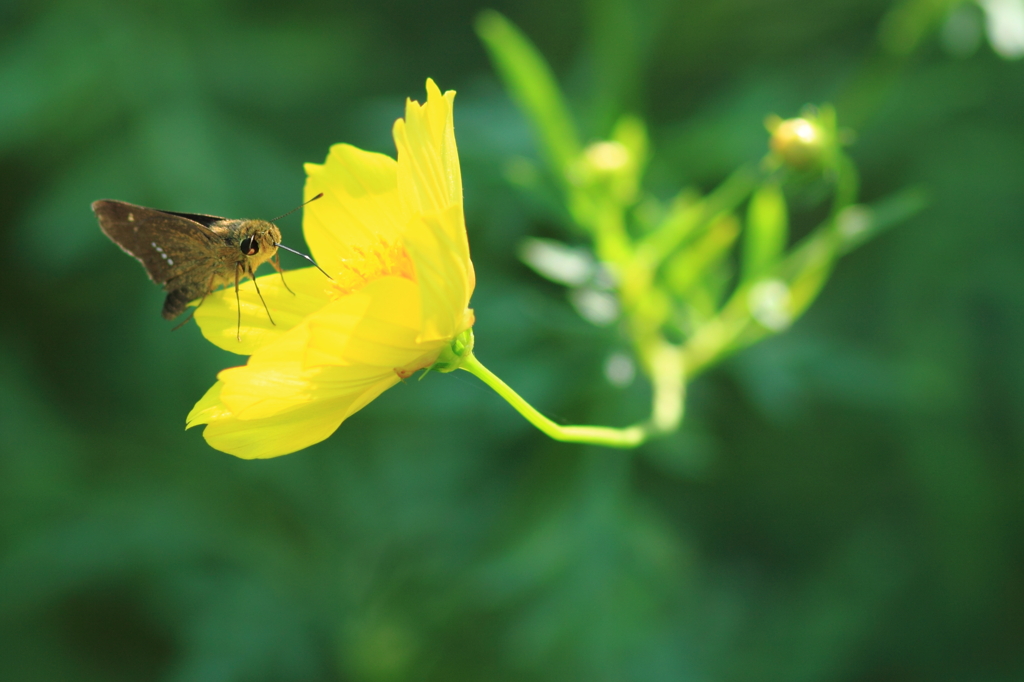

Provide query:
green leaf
left=476, top=10, right=581, bottom=180
left=640, top=165, right=759, bottom=265
left=743, top=181, right=789, bottom=281
left=836, top=185, right=930, bottom=254
left=665, top=214, right=740, bottom=304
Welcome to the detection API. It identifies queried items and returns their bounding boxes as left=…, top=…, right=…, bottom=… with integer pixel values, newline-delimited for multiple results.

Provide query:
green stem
left=459, top=352, right=647, bottom=448
left=638, top=164, right=760, bottom=264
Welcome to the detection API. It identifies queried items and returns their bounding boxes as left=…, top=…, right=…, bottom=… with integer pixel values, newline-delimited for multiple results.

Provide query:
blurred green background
left=2, top=0, right=1023, bottom=680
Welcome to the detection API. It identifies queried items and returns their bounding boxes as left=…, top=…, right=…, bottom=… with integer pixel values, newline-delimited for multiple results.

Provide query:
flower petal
left=303, top=144, right=405, bottom=276
left=188, top=380, right=396, bottom=459
left=187, top=276, right=437, bottom=458
left=186, top=380, right=232, bottom=425
left=217, top=361, right=400, bottom=421
left=194, top=267, right=333, bottom=355
left=222, top=277, right=427, bottom=418
left=403, top=209, right=475, bottom=342
left=392, top=80, right=476, bottom=342
left=309, top=277, right=428, bottom=365
left=393, top=79, right=462, bottom=226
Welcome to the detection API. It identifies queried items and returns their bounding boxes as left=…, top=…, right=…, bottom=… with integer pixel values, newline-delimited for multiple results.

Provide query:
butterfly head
left=237, top=220, right=282, bottom=267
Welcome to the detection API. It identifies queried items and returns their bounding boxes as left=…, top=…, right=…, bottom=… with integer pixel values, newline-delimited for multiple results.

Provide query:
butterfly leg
left=249, top=263, right=276, bottom=327
left=172, top=273, right=217, bottom=331
left=234, top=265, right=243, bottom=342
left=271, top=253, right=295, bottom=295
left=172, top=308, right=197, bottom=331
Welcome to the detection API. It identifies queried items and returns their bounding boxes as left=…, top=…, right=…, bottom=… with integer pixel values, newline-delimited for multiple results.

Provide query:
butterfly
left=93, top=196, right=326, bottom=339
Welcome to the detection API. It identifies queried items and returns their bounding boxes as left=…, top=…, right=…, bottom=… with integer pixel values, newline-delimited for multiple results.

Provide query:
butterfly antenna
left=275, top=242, right=333, bottom=280
left=270, top=192, right=323, bottom=222
left=268, top=192, right=333, bottom=281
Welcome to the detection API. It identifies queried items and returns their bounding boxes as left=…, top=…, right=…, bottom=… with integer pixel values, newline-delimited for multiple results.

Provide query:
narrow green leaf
left=837, top=185, right=929, bottom=254
left=743, top=181, right=788, bottom=281
left=665, top=214, right=740, bottom=301
left=640, top=164, right=759, bottom=264
left=476, top=10, right=581, bottom=180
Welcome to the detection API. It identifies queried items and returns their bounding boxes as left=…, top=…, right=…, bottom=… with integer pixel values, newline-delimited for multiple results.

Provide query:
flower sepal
left=428, top=328, right=475, bottom=374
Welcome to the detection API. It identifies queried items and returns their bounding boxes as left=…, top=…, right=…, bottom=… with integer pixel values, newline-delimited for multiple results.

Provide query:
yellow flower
left=186, top=79, right=475, bottom=458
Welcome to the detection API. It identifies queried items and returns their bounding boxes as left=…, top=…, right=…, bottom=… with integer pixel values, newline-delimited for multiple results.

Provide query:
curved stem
left=459, top=352, right=647, bottom=448
left=645, top=340, right=686, bottom=433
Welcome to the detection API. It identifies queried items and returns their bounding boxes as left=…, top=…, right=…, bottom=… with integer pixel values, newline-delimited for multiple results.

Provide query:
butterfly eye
left=240, top=236, right=259, bottom=256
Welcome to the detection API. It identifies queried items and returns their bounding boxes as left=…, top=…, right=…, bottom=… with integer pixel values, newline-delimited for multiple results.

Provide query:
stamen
left=330, top=238, right=415, bottom=298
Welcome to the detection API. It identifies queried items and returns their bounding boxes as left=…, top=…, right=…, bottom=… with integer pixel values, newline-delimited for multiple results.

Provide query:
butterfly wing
left=93, top=200, right=229, bottom=319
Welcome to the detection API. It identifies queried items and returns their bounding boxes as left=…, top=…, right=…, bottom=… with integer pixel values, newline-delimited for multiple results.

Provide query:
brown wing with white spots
left=93, top=200, right=227, bottom=319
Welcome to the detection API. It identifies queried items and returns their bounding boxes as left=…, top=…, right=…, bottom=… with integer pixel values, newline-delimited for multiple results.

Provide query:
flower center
left=330, top=238, right=415, bottom=298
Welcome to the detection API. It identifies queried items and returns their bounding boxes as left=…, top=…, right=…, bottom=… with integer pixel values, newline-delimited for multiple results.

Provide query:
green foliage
left=480, top=12, right=905, bottom=434
left=1, top=1, right=1023, bottom=681
left=476, top=10, right=582, bottom=180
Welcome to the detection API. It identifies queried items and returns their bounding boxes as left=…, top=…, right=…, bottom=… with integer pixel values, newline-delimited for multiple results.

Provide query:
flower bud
left=584, top=140, right=631, bottom=173
left=768, top=116, right=826, bottom=171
